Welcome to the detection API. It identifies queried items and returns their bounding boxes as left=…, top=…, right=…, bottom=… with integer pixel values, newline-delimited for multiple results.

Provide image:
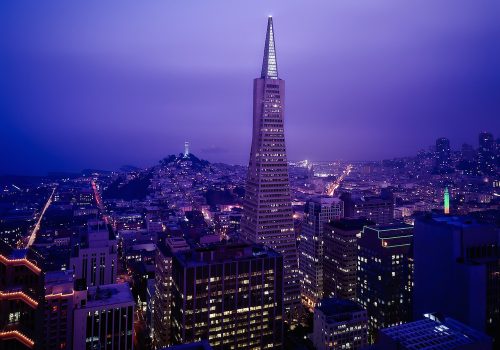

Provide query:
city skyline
left=1, top=4, right=499, bottom=350
left=2, top=1, right=499, bottom=175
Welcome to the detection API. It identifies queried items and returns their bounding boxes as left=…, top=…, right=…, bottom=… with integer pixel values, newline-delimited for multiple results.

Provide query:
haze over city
left=1, top=0, right=499, bottom=175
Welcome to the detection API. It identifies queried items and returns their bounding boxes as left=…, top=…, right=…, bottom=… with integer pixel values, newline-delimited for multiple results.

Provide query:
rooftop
left=379, top=314, right=492, bottom=349
left=175, top=242, right=280, bottom=267
left=86, top=283, right=134, bottom=308
left=316, top=298, right=366, bottom=321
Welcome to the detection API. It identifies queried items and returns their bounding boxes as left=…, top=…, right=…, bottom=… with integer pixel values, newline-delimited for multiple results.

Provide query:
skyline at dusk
left=2, top=0, right=500, bottom=175
left=1, top=4, right=499, bottom=350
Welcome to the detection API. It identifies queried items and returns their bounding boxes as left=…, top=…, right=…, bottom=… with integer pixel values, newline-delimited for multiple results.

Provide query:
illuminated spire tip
left=261, top=17, right=278, bottom=79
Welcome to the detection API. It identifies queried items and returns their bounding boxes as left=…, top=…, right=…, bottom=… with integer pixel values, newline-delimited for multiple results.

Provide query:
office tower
left=299, top=196, right=343, bottom=309
left=444, top=187, right=450, bottom=214
left=342, top=194, right=394, bottom=225
left=461, top=143, right=475, bottom=161
left=241, top=17, right=300, bottom=320
left=73, top=283, right=135, bottom=350
left=357, top=224, right=414, bottom=342
left=0, top=242, right=43, bottom=350
left=323, top=219, right=373, bottom=300
left=184, top=142, right=190, bottom=157
left=153, top=237, right=190, bottom=349
left=413, top=215, right=499, bottom=346
left=312, top=298, right=368, bottom=350
left=478, top=132, right=496, bottom=175
left=170, top=243, right=284, bottom=350
left=69, top=220, right=117, bottom=287
left=435, top=137, right=451, bottom=173
left=376, top=313, right=492, bottom=350
left=42, top=270, right=76, bottom=350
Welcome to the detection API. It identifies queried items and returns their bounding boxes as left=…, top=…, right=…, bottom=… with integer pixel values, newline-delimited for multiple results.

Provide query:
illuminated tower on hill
left=444, top=187, right=450, bottom=215
left=241, top=16, right=300, bottom=320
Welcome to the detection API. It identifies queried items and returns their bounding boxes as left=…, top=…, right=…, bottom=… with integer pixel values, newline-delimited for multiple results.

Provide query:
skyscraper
left=241, top=17, right=300, bottom=320
left=170, top=243, right=284, bottom=350
left=413, top=215, right=500, bottom=346
left=323, top=218, right=373, bottom=300
left=435, top=137, right=451, bottom=173
left=357, top=224, right=414, bottom=342
left=299, top=196, right=343, bottom=309
left=478, top=132, right=496, bottom=175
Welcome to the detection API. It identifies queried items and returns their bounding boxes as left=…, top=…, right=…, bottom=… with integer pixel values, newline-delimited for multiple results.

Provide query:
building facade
left=69, top=220, right=117, bottom=288
left=312, top=298, right=368, bottom=350
left=357, top=224, right=414, bottom=342
left=170, top=243, right=284, bottom=350
left=413, top=215, right=499, bottom=346
left=73, top=283, right=135, bottom=350
left=241, top=16, right=300, bottom=320
left=0, top=243, right=43, bottom=350
left=42, top=270, right=76, bottom=350
left=299, top=196, right=343, bottom=309
left=153, top=237, right=190, bottom=349
left=323, top=219, right=372, bottom=300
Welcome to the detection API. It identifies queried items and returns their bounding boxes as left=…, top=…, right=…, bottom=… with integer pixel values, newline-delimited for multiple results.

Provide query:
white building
left=70, top=220, right=117, bottom=287
left=73, top=283, right=135, bottom=350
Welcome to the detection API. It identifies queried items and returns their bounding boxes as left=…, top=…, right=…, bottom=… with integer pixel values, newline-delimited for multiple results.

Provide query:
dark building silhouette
left=478, top=132, right=496, bottom=175
left=435, top=137, right=452, bottom=174
left=357, top=224, right=414, bottom=342
left=413, top=215, right=500, bottom=347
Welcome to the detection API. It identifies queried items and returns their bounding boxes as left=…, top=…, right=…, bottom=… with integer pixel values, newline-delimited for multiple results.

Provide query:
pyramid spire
left=261, top=16, right=278, bottom=79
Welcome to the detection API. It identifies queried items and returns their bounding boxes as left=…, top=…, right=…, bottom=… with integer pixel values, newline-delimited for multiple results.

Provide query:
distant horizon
left=1, top=131, right=495, bottom=177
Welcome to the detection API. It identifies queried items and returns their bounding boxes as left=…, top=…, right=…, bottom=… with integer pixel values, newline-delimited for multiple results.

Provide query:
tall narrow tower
left=444, top=187, right=450, bottom=214
left=241, top=17, right=300, bottom=320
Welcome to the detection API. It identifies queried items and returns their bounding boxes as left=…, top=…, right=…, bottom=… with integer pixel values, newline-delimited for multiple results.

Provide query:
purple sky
left=1, top=1, right=499, bottom=175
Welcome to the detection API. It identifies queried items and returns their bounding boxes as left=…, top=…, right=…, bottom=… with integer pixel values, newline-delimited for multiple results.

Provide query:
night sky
left=1, top=1, right=500, bottom=175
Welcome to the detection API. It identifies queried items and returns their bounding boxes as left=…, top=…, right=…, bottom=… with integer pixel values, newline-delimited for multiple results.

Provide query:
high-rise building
left=357, top=224, right=414, bottom=342
left=69, top=220, right=117, bottom=287
left=241, top=17, right=300, bottom=320
left=73, top=283, right=135, bottom=350
left=299, top=196, right=343, bottom=309
left=413, top=215, right=500, bottom=346
left=153, top=237, right=190, bottom=349
left=461, top=143, right=475, bottom=161
left=323, top=219, right=373, bottom=300
left=478, top=132, right=496, bottom=175
left=435, top=137, right=452, bottom=173
left=312, top=298, right=368, bottom=350
left=170, top=243, right=284, bottom=350
left=0, top=242, right=43, bottom=350
left=42, top=270, right=77, bottom=350
left=376, top=313, right=492, bottom=350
